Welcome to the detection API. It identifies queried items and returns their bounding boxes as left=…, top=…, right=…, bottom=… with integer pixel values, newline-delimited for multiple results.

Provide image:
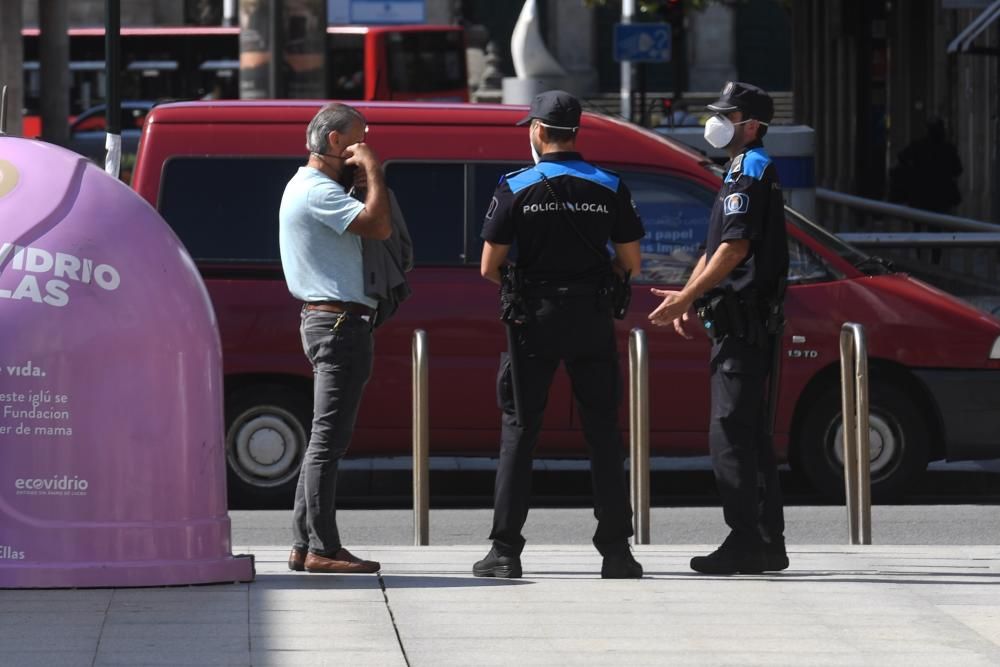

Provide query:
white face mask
left=703, top=114, right=753, bottom=149
left=529, top=126, right=541, bottom=164
left=530, top=136, right=541, bottom=164
left=529, top=121, right=577, bottom=164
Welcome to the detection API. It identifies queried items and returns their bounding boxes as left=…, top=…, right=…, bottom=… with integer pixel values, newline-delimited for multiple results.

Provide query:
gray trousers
left=292, top=309, right=373, bottom=556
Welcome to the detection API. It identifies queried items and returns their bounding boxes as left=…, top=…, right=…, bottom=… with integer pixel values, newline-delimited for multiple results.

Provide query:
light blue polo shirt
left=278, top=166, right=377, bottom=308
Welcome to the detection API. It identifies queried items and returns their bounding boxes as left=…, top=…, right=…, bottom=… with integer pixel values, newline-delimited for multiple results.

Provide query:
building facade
left=792, top=0, right=998, bottom=222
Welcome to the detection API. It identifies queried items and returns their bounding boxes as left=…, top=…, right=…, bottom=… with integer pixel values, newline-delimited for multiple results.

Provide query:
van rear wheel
left=225, top=385, right=311, bottom=507
left=795, top=380, right=929, bottom=502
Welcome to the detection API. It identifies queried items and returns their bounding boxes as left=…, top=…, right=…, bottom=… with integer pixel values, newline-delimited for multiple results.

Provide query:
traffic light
left=665, top=0, right=683, bottom=26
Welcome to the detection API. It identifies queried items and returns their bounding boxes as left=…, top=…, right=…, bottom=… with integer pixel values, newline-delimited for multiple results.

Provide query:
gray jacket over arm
left=362, top=189, right=413, bottom=327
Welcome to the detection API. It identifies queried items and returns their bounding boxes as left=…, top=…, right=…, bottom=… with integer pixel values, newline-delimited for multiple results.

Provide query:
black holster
left=499, top=266, right=531, bottom=324
left=695, top=287, right=783, bottom=347
left=606, top=269, right=632, bottom=320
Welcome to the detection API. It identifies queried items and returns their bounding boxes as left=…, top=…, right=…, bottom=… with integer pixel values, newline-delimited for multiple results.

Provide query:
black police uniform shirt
left=480, top=152, right=645, bottom=283
left=705, top=140, right=789, bottom=298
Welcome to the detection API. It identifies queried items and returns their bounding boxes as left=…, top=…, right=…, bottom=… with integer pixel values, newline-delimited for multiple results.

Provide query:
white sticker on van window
left=486, top=196, right=499, bottom=220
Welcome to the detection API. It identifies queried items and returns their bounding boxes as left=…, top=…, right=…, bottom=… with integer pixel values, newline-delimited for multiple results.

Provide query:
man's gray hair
left=306, top=103, right=365, bottom=154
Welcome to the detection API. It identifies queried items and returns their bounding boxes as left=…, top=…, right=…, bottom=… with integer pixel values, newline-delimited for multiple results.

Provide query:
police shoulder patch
left=723, top=192, right=750, bottom=215
left=725, top=154, right=745, bottom=183
left=730, top=154, right=744, bottom=175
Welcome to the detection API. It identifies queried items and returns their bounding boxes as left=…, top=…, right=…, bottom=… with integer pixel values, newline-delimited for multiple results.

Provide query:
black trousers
left=709, top=335, right=785, bottom=548
left=489, top=296, right=634, bottom=557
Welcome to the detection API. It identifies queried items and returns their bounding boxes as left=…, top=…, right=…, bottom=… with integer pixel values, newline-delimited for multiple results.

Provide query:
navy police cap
left=516, top=90, right=582, bottom=129
left=707, top=81, right=774, bottom=124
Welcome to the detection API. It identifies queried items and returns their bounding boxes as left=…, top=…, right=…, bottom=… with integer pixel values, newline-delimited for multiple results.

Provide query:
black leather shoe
left=473, top=547, right=522, bottom=578
left=601, top=550, right=643, bottom=579
left=764, top=542, right=789, bottom=572
left=690, top=542, right=766, bottom=575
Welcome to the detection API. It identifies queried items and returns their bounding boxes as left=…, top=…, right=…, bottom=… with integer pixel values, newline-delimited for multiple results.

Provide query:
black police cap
left=707, top=81, right=774, bottom=124
left=515, top=90, right=582, bottom=129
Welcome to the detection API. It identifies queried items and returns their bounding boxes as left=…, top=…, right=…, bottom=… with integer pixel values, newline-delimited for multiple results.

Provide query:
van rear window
left=158, top=156, right=301, bottom=263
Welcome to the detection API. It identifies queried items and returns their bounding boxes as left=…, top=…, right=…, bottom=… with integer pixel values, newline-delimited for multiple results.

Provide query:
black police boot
left=473, top=546, right=522, bottom=579
left=601, top=549, right=643, bottom=579
left=690, top=535, right=766, bottom=575
left=764, top=540, right=789, bottom=572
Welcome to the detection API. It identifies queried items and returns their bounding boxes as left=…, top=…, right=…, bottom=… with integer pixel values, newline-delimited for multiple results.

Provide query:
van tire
left=225, top=384, right=311, bottom=507
left=795, top=380, right=929, bottom=502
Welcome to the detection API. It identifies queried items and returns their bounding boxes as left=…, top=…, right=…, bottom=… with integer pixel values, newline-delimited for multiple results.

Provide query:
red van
left=132, top=101, right=1000, bottom=504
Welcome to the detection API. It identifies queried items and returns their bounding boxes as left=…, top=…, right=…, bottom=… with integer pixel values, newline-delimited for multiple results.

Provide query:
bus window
left=124, top=60, right=179, bottom=101
left=70, top=62, right=106, bottom=115
left=385, top=30, right=466, bottom=98
left=328, top=33, right=365, bottom=100
left=22, top=61, right=40, bottom=122
left=198, top=60, right=240, bottom=99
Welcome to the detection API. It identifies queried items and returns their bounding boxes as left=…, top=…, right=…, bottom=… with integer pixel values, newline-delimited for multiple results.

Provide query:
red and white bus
left=21, top=24, right=467, bottom=137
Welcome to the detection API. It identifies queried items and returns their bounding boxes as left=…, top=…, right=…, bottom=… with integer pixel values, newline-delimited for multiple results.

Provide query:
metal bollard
left=628, top=328, right=650, bottom=545
left=839, top=323, right=872, bottom=545
left=412, top=330, right=429, bottom=546
left=0, top=85, right=8, bottom=135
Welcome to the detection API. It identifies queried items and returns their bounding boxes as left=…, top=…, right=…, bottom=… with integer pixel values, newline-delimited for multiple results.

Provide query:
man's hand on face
left=344, top=143, right=378, bottom=171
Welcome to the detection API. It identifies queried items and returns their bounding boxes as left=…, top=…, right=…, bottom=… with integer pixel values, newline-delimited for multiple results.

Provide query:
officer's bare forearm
left=481, top=242, right=510, bottom=285
left=678, top=241, right=748, bottom=303
left=684, top=254, right=708, bottom=289
left=612, top=240, right=642, bottom=277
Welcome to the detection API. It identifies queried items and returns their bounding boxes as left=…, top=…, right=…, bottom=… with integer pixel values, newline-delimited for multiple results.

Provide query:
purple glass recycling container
left=0, top=137, right=254, bottom=587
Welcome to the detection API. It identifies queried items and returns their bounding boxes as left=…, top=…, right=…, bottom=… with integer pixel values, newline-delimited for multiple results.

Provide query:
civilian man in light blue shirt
left=279, top=103, right=390, bottom=575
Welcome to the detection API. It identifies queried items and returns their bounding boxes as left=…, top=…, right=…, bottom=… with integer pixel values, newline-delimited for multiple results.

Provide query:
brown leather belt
left=303, top=301, right=375, bottom=317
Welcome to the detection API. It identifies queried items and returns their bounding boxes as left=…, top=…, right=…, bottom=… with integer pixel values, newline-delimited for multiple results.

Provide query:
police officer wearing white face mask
left=649, top=81, right=789, bottom=575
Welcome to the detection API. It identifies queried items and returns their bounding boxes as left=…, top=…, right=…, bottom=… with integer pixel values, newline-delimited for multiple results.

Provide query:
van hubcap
left=831, top=413, right=898, bottom=477
left=227, top=407, right=305, bottom=488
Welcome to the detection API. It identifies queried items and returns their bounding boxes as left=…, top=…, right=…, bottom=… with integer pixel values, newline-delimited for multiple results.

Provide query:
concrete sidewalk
left=1, top=545, right=999, bottom=666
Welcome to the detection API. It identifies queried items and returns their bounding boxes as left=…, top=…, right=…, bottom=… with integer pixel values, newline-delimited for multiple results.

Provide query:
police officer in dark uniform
left=648, top=82, right=789, bottom=574
left=473, top=90, right=646, bottom=579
